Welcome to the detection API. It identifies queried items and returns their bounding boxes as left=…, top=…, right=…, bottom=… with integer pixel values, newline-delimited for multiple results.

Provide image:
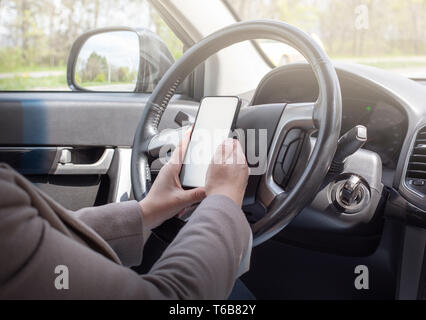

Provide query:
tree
left=83, top=52, right=107, bottom=82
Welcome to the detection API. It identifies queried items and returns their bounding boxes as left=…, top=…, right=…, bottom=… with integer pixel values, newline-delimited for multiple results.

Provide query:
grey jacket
left=0, top=163, right=251, bottom=299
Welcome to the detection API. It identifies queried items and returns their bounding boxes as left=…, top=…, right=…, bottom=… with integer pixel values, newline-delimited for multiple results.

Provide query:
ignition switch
left=340, top=175, right=362, bottom=206
left=331, top=174, right=371, bottom=214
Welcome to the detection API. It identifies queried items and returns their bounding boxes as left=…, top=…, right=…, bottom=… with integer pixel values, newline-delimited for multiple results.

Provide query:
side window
left=0, top=0, right=183, bottom=91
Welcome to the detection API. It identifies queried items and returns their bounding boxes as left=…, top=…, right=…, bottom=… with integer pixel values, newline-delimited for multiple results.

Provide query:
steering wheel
left=131, top=20, right=341, bottom=246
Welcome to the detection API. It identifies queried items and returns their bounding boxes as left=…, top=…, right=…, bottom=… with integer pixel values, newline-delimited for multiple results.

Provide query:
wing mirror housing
left=67, top=27, right=175, bottom=92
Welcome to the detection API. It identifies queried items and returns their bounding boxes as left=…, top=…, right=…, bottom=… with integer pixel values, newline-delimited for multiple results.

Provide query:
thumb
left=181, top=187, right=207, bottom=205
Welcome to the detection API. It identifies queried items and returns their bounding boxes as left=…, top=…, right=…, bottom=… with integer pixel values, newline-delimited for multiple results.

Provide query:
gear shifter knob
left=328, top=125, right=367, bottom=176
left=334, top=125, right=367, bottom=163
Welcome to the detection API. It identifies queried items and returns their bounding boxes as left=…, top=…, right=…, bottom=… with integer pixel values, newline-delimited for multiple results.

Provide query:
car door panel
left=0, top=92, right=199, bottom=210
left=0, top=92, right=198, bottom=146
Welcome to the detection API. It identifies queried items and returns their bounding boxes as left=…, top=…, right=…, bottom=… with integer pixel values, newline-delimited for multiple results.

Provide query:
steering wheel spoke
left=147, top=125, right=191, bottom=158
left=257, top=102, right=316, bottom=207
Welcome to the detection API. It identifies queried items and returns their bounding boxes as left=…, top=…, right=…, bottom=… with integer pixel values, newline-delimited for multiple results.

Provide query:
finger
left=180, top=187, right=207, bottom=206
left=179, top=125, right=193, bottom=158
left=232, top=138, right=247, bottom=165
left=224, top=139, right=239, bottom=164
left=233, top=140, right=249, bottom=178
left=212, top=138, right=236, bottom=165
left=169, top=126, right=193, bottom=167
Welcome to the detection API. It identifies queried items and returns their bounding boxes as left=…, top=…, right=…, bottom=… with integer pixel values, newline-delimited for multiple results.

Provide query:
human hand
left=139, top=129, right=206, bottom=229
left=205, top=138, right=249, bottom=207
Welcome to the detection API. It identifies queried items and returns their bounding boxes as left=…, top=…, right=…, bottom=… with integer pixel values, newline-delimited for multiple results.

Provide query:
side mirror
left=67, top=27, right=175, bottom=92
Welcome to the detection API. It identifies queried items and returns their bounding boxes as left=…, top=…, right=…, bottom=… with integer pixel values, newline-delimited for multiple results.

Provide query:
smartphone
left=179, top=96, right=241, bottom=188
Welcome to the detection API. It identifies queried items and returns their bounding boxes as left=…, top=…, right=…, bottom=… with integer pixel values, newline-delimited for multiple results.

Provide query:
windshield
left=226, top=0, right=426, bottom=79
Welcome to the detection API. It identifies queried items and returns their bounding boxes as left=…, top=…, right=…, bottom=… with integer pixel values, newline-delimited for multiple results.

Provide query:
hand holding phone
left=205, top=138, right=249, bottom=207
left=179, top=96, right=241, bottom=188
left=140, top=129, right=207, bottom=228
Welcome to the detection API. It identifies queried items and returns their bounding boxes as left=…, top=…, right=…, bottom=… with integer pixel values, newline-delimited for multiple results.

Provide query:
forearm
left=144, top=194, right=252, bottom=299
left=73, top=201, right=144, bottom=267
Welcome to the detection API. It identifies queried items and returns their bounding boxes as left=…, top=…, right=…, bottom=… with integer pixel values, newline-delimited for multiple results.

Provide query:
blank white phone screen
left=180, top=96, right=240, bottom=188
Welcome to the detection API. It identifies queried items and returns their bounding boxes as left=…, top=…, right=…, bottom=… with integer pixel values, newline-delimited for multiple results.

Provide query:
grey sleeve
left=0, top=171, right=252, bottom=300
left=73, top=201, right=144, bottom=267
left=144, top=194, right=252, bottom=299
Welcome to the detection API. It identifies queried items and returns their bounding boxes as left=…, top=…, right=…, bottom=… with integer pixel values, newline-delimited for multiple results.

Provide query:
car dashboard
left=251, top=64, right=426, bottom=187
left=339, top=97, right=406, bottom=170
left=245, top=62, right=426, bottom=255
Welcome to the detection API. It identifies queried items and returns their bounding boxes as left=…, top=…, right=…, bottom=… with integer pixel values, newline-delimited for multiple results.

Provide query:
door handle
left=52, top=148, right=114, bottom=175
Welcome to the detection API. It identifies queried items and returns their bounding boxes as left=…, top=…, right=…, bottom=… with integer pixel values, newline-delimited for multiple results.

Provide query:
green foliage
left=82, top=52, right=108, bottom=82
left=0, top=0, right=184, bottom=91
left=0, top=48, right=25, bottom=72
left=76, top=54, right=135, bottom=88
left=228, top=0, right=426, bottom=57
left=94, top=73, right=106, bottom=83
left=0, top=74, right=67, bottom=90
left=2, top=0, right=426, bottom=91
left=150, top=11, right=183, bottom=61
left=75, top=73, right=81, bottom=85
left=117, top=67, right=131, bottom=82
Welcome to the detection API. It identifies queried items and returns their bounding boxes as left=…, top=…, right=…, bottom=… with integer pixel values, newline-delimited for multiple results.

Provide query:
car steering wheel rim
left=131, top=20, right=342, bottom=246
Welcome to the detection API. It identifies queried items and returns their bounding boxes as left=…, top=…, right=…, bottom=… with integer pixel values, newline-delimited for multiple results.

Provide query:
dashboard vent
left=407, top=126, right=426, bottom=182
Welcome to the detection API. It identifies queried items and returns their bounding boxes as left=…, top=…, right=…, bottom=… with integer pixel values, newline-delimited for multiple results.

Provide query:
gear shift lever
left=322, top=126, right=369, bottom=212
left=329, top=125, right=367, bottom=175
left=322, top=126, right=367, bottom=188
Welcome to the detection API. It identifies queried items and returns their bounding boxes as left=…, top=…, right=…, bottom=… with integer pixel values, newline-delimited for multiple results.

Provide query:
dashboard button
left=412, top=179, right=425, bottom=186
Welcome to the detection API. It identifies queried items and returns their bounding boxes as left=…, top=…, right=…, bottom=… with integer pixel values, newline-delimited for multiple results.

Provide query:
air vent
left=406, top=126, right=426, bottom=193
